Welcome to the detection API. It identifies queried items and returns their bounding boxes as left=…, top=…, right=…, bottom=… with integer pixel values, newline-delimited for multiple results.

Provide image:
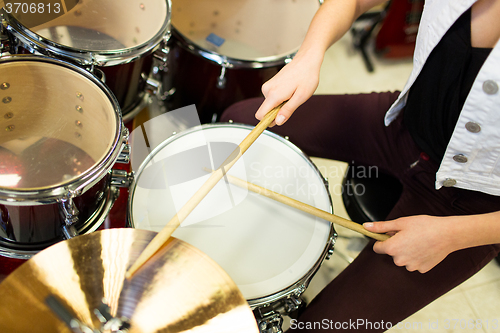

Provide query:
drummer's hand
left=255, top=50, right=323, bottom=126
left=363, top=215, right=456, bottom=273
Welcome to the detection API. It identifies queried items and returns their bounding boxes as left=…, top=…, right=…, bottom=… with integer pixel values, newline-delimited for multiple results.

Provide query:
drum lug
left=85, top=54, right=107, bottom=80
left=94, top=298, right=131, bottom=332
left=326, top=232, right=338, bottom=260
left=144, top=74, right=175, bottom=101
left=284, top=294, right=304, bottom=313
left=117, top=143, right=131, bottom=164
left=152, top=45, right=175, bottom=99
left=0, top=19, right=10, bottom=55
left=122, top=127, right=130, bottom=141
left=144, top=75, right=162, bottom=95
left=59, top=195, right=80, bottom=226
left=111, top=169, right=133, bottom=188
left=216, top=60, right=231, bottom=89
left=160, top=86, right=176, bottom=100
left=144, top=73, right=167, bottom=100
left=153, top=46, right=170, bottom=71
left=61, top=225, right=78, bottom=240
left=254, top=308, right=284, bottom=333
left=162, top=31, right=171, bottom=45
left=322, top=174, right=329, bottom=188
left=93, top=67, right=107, bottom=83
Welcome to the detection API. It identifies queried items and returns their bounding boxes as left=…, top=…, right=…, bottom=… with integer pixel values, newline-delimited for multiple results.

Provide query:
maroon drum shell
left=100, top=55, right=154, bottom=119
left=164, top=32, right=283, bottom=124
left=0, top=174, right=111, bottom=252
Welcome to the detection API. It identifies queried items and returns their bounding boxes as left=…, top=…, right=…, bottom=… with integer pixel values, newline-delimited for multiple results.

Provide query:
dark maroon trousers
left=220, top=92, right=500, bottom=332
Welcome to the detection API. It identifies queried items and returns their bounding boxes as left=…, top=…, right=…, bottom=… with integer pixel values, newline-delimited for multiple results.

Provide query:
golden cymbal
left=0, top=228, right=259, bottom=333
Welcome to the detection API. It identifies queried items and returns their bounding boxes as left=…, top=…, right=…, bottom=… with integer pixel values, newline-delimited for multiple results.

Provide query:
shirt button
left=483, top=80, right=499, bottom=95
left=420, top=152, right=430, bottom=161
left=465, top=122, right=481, bottom=133
left=443, top=179, right=457, bottom=187
left=453, top=154, right=468, bottom=163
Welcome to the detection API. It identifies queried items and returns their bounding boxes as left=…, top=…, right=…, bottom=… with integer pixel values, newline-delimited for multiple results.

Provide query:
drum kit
left=0, top=1, right=332, bottom=332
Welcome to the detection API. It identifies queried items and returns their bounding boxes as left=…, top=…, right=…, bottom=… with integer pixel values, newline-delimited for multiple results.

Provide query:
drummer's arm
left=255, top=0, right=388, bottom=125
left=364, top=210, right=500, bottom=273
left=300, top=0, right=388, bottom=58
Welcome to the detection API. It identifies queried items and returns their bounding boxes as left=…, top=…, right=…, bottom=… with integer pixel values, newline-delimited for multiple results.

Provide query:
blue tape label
left=206, top=33, right=225, bottom=47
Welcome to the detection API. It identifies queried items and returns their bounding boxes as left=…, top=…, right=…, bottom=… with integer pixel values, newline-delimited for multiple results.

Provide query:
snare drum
left=164, top=0, right=320, bottom=123
left=0, top=56, right=128, bottom=259
left=128, top=124, right=336, bottom=331
left=1, top=0, right=171, bottom=122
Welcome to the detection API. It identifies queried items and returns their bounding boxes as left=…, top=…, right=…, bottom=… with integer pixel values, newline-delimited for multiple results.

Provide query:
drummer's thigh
left=220, top=92, right=400, bottom=164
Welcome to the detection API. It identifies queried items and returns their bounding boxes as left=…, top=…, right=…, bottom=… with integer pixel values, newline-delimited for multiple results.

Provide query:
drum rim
left=1, top=1, right=172, bottom=67
left=0, top=55, right=126, bottom=204
left=172, top=28, right=294, bottom=69
left=127, top=122, right=336, bottom=306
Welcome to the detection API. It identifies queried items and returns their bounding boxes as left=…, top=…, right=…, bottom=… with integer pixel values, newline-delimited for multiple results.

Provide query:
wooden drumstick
left=125, top=102, right=286, bottom=279
left=209, top=170, right=390, bottom=241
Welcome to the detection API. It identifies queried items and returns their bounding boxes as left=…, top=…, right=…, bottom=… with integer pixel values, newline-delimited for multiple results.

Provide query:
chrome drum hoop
left=0, top=55, right=127, bottom=204
left=0, top=0, right=172, bottom=67
left=171, top=30, right=293, bottom=70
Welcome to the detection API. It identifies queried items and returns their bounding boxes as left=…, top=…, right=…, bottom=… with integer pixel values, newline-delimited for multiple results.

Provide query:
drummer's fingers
left=255, top=88, right=305, bottom=127
left=261, top=79, right=274, bottom=98
left=274, top=90, right=308, bottom=126
left=255, top=92, right=291, bottom=121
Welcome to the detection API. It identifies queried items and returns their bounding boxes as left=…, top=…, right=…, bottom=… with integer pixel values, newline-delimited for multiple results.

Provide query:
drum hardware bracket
left=143, top=74, right=164, bottom=97
left=85, top=54, right=107, bottom=82
left=153, top=46, right=170, bottom=72
left=117, top=143, right=131, bottom=164
left=144, top=74, right=175, bottom=101
left=46, top=295, right=130, bottom=333
left=60, top=195, right=80, bottom=226
left=216, top=63, right=229, bottom=89
left=159, top=86, right=176, bottom=100
left=116, top=130, right=131, bottom=164
left=94, top=298, right=131, bottom=333
left=211, top=112, right=218, bottom=123
left=0, top=19, right=9, bottom=55
left=163, top=31, right=172, bottom=46
left=45, top=295, right=100, bottom=333
left=62, top=225, right=79, bottom=240
left=93, top=67, right=107, bottom=83
left=111, top=169, right=134, bottom=188
left=284, top=292, right=305, bottom=313
left=326, top=233, right=337, bottom=260
left=254, top=308, right=284, bottom=333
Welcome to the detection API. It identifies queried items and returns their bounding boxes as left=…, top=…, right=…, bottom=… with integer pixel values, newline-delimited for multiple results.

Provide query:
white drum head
left=130, top=124, right=332, bottom=301
left=172, top=0, right=319, bottom=61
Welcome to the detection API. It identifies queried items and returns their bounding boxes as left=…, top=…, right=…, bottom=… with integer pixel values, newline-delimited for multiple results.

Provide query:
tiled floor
left=289, top=32, right=500, bottom=332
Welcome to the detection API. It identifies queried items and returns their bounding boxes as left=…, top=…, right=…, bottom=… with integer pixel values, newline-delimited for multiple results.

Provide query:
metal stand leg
left=350, top=7, right=388, bottom=72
